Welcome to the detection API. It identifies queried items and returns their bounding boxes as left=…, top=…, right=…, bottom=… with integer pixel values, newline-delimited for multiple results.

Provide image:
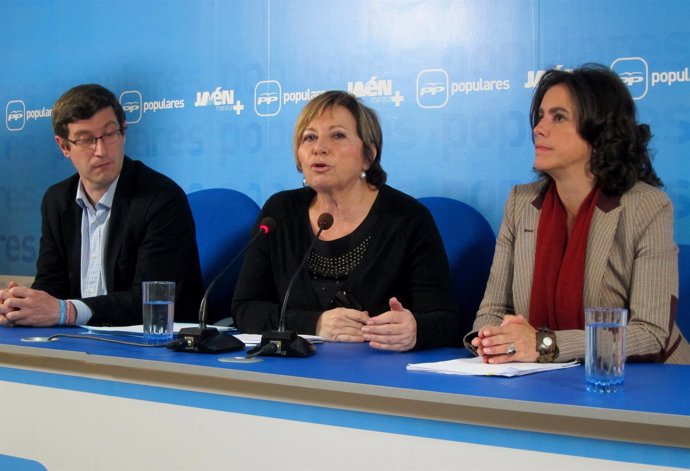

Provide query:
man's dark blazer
left=32, top=157, right=203, bottom=325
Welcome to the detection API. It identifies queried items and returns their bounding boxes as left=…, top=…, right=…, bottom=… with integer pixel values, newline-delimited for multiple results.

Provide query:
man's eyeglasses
left=67, top=128, right=126, bottom=150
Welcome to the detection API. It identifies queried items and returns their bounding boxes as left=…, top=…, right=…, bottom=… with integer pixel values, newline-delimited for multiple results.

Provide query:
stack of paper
left=407, top=356, right=579, bottom=377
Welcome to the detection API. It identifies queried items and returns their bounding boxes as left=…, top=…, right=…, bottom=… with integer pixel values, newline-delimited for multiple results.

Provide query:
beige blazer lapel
left=514, top=192, right=542, bottom=316
left=584, top=197, right=622, bottom=307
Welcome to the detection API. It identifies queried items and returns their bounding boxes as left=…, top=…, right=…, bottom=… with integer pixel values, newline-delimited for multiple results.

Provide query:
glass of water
left=585, top=307, right=628, bottom=393
left=142, top=281, right=175, bottom=344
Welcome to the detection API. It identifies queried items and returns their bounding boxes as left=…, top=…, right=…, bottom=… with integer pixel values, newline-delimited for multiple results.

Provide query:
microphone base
left=170, top=326, right=245, bottom=353
left=255, top=330, right=316, bottom=357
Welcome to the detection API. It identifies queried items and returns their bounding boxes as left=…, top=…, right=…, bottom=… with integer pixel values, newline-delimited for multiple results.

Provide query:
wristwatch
left=536, top=328, right=559, bottom=363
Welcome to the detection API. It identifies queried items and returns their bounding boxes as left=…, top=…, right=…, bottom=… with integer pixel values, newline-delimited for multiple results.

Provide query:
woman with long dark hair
left=466, top=64, right=690, bottom=364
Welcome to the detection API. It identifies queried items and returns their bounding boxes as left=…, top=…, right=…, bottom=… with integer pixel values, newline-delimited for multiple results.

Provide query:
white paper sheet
left=406, top=356, right=579, bottom=377
left=80, top=323, right=235, bottom=336
left=233, top=333, right=324, bottom=346
left=81, top=325, right=323, bottom=347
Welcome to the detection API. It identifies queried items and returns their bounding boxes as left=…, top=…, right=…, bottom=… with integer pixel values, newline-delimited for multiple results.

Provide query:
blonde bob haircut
left=293, top=90, right=387, bottom=188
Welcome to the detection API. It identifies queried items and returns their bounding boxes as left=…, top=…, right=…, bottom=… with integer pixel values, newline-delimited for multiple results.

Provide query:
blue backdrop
left=2, top=0, right=689, bottom=276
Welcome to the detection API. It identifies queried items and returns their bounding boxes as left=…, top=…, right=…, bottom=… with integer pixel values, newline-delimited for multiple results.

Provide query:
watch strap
left=536, top=328, right=559, bottom=363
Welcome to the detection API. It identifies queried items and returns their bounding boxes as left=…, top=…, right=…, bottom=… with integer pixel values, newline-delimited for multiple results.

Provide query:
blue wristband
left=58, top=299, right=66, bottom=325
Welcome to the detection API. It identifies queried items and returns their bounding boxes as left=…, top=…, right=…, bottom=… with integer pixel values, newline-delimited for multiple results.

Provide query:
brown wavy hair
left=530, top=64, right=662, bottom=195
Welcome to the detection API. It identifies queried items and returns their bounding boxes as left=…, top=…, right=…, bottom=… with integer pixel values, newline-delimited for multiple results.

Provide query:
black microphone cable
left=42, top=333, right=187, bottom=349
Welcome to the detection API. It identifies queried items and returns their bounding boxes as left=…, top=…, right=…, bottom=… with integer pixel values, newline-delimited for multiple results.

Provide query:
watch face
left=543, top=336, right=553, bottom=348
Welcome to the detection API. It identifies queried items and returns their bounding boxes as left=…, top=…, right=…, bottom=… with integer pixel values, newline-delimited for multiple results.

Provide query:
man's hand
left=0, top=284, right=60, bottom=327
left=0, top=281, right=19, bottom=326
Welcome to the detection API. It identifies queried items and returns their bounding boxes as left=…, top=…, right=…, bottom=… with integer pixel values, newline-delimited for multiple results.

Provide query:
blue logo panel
left=2, top=0, right=690, bottom=276
left=416, top=69, right=449, bottom=109
left=611, top=57, right=649, bottom=100
left=254, top=80, right=282, bottom=117
left=5, top=100, right=25, bottom=131
left=119, top=90, right=143, bottom=124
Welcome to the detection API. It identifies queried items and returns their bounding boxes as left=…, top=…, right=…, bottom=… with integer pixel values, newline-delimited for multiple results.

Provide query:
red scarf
left=529, top=182, right=600, bottom=330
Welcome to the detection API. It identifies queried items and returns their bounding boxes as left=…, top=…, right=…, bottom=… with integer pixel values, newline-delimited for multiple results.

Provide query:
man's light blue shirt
left=71, top=177, right=119, bottom=325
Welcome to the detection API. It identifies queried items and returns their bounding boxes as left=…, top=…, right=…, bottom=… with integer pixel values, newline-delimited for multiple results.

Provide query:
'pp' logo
left=611, top=57, right=648, bottom=100
left=416, top=69, right=449, bottom=109
left=119, top=90, right=143, bottom=124
left=6, top=100, right=25, bottom=131
left=254, top=80, right=282, bottom=117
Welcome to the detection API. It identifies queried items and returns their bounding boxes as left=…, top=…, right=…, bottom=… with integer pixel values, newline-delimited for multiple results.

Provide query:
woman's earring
left=360, top=170, right=367, bottom=179
left=302, top=178, right=307, bottom=187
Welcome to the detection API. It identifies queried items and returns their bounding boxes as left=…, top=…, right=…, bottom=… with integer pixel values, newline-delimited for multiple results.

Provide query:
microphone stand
left=171, top=217, right=276, bottom=353
left=252, top=213, right=333, bottom=357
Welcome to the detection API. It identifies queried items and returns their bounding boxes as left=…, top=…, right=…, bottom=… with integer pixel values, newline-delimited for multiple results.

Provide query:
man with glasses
left=0, top=84, right=203, bottom=327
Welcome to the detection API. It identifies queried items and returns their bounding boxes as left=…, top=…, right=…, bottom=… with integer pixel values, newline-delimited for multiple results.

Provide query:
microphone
left=171, top=216, right=276, bottom=353
left=251, top=212, right=333, bottom=357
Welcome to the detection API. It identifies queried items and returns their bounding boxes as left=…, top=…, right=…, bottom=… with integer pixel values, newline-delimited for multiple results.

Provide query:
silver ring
left=506, top=343, right=517, bottom=356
